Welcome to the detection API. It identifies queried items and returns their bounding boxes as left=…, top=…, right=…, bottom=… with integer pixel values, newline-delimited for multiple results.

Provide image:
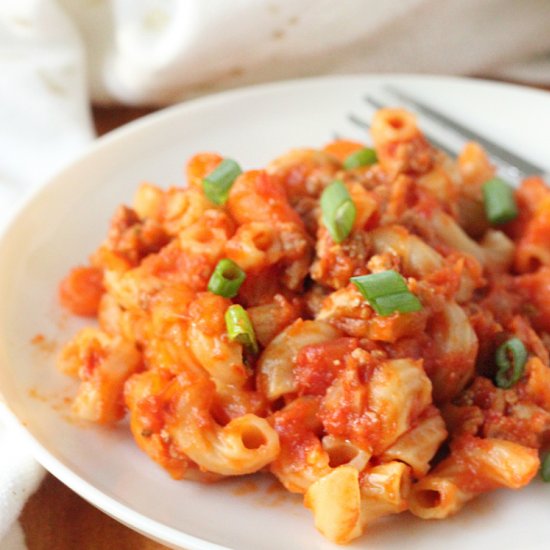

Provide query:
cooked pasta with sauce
left=57, top=108, right=550, bottom=544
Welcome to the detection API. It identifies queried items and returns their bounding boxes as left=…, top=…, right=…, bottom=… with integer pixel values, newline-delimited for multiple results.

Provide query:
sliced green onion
left=541, top=453, right=550, bottom=482
left=343, top=147, right=378, bottom=170
left=320, top=180, right=356, bottom=243
left=225, top=304, right=258, bottom=354
left=208, top=259, right=246, bottom=298
left=203, top=158, right=242, bottom=205
left=495, top=337, right=527, bottom=388
left=351, top=270, right=422, bottom=317
left=482, top=177, right=518, bottom=225
left=352, top=270, right=409, bottom=298
left=372, top=292, right=423, bottom=316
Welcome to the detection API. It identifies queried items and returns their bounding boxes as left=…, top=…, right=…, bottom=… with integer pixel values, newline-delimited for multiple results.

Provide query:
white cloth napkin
left=1, top=0, right=550, bottom=548
left=0, top=2, right=93, bottom=548
left=0, top=406, right=44, bottom=550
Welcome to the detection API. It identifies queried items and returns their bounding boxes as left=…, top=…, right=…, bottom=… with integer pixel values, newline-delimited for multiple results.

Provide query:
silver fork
left=347, top=85, right=549, bottom=184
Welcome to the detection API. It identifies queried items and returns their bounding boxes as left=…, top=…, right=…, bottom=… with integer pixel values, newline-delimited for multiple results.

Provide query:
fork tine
left=348, top=113, right=370, bottom=129
left=364, top=96, right=385, bottom=111
left=364, top=95, right=457, bottom=158
left=385, top=85, right=544, bottom=176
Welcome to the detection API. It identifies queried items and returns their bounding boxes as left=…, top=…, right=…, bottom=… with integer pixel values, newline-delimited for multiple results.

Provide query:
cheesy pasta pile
left=58, top=108, right=550, bottom=544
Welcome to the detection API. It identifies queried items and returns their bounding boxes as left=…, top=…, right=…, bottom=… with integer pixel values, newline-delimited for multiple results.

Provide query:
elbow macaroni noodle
left=57, top=107, right=550, bottom=544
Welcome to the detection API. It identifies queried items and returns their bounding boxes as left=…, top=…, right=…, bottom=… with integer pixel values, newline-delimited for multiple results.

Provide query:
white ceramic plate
left=1, top=75, right=550, bottom=550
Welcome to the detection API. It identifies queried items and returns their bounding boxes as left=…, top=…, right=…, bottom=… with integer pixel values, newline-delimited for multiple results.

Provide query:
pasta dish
left=57, top=108, right=550, bottom=544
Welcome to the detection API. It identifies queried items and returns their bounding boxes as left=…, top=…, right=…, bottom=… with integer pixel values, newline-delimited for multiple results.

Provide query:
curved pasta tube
left=270, top=397, right=331, bottom=493
left=347, top=182, right=378, bottom=230
left=456, top=142, right=495, bottom=236
left=133, top=182, right=215, bottom=235
left=142, top=285, right=203, bottom=375
left=276, top=222, right=313, bottom=290
left=426, top=301, right=478, bottom=403
left=380, top=406, right=447, bottom=477
left=123, top=210, right=234, bottom=294
left=515, top=197, right=550, bottom=272
left=319, top=357, right=432, bottom=455
left=124, top=370, right=198, bottom=480
left=189, top=413, right=280, bottom=475
left=227, top=169, right=304, bottom=227
left=304, top=466, right=364, bottom=544
left=258, top=319, right=342, bottom=400
left=58, top=329, right=141, bottom=424
left=409, top=436, right=539, bottom=519
left=97, top=292, right=146, bottom=344
left=58, top=327, right=109, bottom=377
left=360, top=461, right=411, bottom=526
left=430, top=209, right=514, bottom=272
left=187, top=293, right=248, bottom=389
left=311, top=225, right=372, bottom=290
left=372, top=108, right=418, bottom=145
left=185, top=151, right=223, bottom=188
left=522, top=357, right=550, bottom=411
left=458, top=141, right=495, bottom=187
left=128, top=334, right=273, bottom=477
left=371, top=224, right=482, bottom=303
left=224, top=222, right=282, bottom=271
left=516, top=267, right=550, bottom=333
left=305, top=461, right=412, bottom=544
left=168, top=375, right=280, bottom=476
left=316, top=284, right=426, bottom=342
left=516, top=239, right=550, bottom=273
left=133, top=182, right=164, bottom=220
left=247, top=294, right=302, bottom=347
left=371, top=225, right=444, bottom=278
left=315, top=284, right=374, bottom=337
left=162, top=187, right=215, bottom=235
left=417, top=160, right=460, bottom=215
left=97, top=293, right=122, bottom=335
left=512, top=179, right=550, bottom=271
left=371, top=108, right=434, bottom=175
left=177, top=210, right=234, bottom=263
left=266, top=148, right=340, bottom=203
left=188, top=323, right=247, bottom=388
left=367, top=358, right=432, bottom=454
left=321, top=435, right=371, bottom=471
left=106, top=212, right=231, bottom=302
left=270, top=397, right=371, bottom=494
left=225, top=221, right=311, bottom=290
left=89, top=205, right=169, bottom=271
left=481, top=229, right=516, bottom=272
left=383, top=173, right=415, bottom=221
left=410, top=471, right=465, bottom=519
left=103, top=265, right=165, bottom=312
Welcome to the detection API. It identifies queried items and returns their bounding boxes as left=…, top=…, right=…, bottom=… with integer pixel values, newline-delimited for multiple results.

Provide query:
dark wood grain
left=20, top=475, right=167, bottom=550
left=92, top=106, right=158, bottom=137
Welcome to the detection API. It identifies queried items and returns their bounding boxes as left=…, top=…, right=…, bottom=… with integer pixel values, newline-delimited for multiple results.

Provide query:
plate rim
left=2, top=73, right=550, bottom=550
left=3, top=73, right=550, bottom=236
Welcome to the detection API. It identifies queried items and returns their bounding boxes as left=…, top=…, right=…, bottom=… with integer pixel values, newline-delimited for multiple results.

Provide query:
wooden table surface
left=18, top=79, right=550, bottom=550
